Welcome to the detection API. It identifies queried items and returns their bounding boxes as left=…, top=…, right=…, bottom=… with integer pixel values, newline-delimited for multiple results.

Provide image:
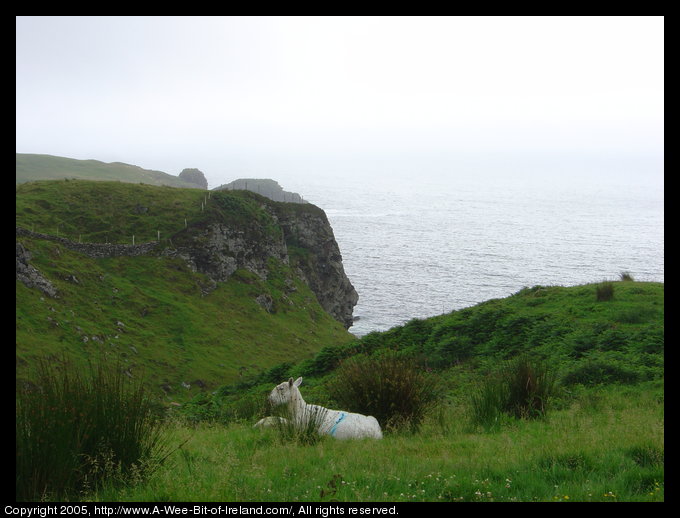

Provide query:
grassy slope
left=17, top=179, right=211, bottom=243
left=363, top=282, right=664, bottom=381
left=16, top=180, right=354, bottom=399
left=108, top=281, right=660, bottom=503
left=16, top=179, right=664, bottom=502
left=217, top=280, right=663, bottom=403
left=94, top=384, right=665, bottom=502
left=16, top=153, right=199, bottom=189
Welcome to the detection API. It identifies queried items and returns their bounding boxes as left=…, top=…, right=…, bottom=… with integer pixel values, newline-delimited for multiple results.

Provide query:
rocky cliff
left=16, top=179, right=358, bottom=329
left=273, top=204, right=359, bottom=329
left=161, top=193, right=358, bottom=328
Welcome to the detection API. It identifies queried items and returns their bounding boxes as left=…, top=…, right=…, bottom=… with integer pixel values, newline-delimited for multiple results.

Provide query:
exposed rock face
left=16, top=191, right=358, bottom=329
left=166, top=221, right=288, bottom=283
left=16, top=242, right=57, bottom=297
left=178, top=168, right=208, bottom=190
left=274, top=205, right=359, bottom=329
left=163, top=197, right=358, bottom=328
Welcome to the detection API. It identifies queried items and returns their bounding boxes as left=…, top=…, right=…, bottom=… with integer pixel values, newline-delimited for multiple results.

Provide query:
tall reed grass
left=469, top=356, right=557, bottom=431
left=271, top=405, right=329, bottom=445
left=16, top=358, right=169, bottom=501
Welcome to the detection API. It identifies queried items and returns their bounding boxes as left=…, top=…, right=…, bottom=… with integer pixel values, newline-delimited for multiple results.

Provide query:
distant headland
left=213, top=178, right=306, bottom=203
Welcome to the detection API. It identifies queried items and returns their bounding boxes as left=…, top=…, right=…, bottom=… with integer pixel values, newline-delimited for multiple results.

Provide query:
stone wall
left=16, top=226, right=159, bottom=258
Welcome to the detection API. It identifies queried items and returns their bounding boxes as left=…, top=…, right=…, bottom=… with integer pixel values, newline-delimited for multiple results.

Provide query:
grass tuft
left=272, top=405, right=329, bottom=446
left=15, top=357, right=170, bottom=501
left=469, top=356, right=557, bottom=431
left=596, top=281, right=615, bottom=301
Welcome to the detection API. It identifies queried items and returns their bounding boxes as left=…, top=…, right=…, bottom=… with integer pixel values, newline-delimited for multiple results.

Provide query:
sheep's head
left=268, top=377, right=302, bottom=407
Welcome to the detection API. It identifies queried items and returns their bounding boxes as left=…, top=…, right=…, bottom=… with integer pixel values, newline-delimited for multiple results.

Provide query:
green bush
left=631, top=325, right=664, bottom=354
left=16, top=358, right=169, bottom=501
left=469, top=356, right=557, bottom=431
left=596, top=281, right=615, bottom=302
left=326, top=353, right=443, bottom=432
left=562, top=360, right=640, bottom=386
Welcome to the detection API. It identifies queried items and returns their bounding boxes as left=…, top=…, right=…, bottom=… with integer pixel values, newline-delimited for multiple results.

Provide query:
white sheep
left=256, top=377, right=383, bottom=439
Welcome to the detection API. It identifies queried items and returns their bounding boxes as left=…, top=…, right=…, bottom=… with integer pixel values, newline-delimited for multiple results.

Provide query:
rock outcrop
left=16, top=190, right=358, bottom=329
left=214, top=179, right=305, bottom=203
left=163, top=195, right=358, bottom=328
left=16, top=242, right=57, bottom=297
left=178, top=168, right=208, bottom=190
left=274, top=204, right=359, bottom=329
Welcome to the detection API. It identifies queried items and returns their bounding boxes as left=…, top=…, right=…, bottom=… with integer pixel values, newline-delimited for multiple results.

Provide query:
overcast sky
left=16, top=16, right=664, bottom=188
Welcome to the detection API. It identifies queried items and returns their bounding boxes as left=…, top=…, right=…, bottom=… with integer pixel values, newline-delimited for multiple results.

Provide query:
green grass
left=16, top=358, right=170, bottom=501
left=16, top=179, right=208, bottom=243
left=338, top=282, right=664, bottom=382
left=16, top=178, right=664, bottom=502
left=85, top=383, right=663, bottom=502
left=16, top=237, right=352, bottom=399
left=16, top=153, right=199, bottom=188
left=16, top=180, right=354, bottom=399
left=469, top=355, right=557, bottom=431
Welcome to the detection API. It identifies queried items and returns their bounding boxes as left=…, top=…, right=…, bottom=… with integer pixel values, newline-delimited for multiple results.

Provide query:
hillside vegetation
left=16, top=153, right=200, bottom=189
left=16, top=180, right=354, bottom=399
left=180, top=280, right=664, bottom=422
left=15, top=176, right=664, bottom=502
left=82, top=280, right=663, bottom=503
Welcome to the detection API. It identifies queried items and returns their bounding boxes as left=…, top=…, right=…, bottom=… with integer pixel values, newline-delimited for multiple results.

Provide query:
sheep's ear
left=288, top=377, right=294, bottom=386
left=294, top=377, right=303, bottom=387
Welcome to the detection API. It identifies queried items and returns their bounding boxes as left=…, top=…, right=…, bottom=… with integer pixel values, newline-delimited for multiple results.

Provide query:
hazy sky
left=16, top=16, right=664, bottom=188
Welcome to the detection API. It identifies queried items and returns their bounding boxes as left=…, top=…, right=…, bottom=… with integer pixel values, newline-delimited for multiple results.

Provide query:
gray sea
left=277, top=163, right=664, bottom=337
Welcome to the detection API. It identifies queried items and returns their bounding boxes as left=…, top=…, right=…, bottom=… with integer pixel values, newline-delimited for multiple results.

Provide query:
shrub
left=562, top=360, right=640, bottom=386
left=596, top=281, right=615, bottom=302
left=16, top=358, right=169, bottom=501
left=310, top=345, right=346, bottom=375
left=469, top=356, right=557, bottom=430
left=631, top=325, right=664, bottom=354
left=326, top=353, right=443, bottom=432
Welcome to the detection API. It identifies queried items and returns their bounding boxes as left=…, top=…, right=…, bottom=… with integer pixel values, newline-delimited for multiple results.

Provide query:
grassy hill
left=16, top=153, right=200, bottom=189
left=16, top=180, right=664, bottom=503
left=191, top=279, right=663, bottom=421
left=89, top=280, right=664, bottom=503
left=16, top=180, right=354, bottom=399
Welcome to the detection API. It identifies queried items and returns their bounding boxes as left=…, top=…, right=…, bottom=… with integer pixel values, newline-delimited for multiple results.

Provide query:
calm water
left=282, top=170, right=664, bottom=337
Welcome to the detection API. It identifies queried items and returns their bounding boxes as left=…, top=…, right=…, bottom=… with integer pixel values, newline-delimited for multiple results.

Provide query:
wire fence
left=18, top=186, right=305, bottom=246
